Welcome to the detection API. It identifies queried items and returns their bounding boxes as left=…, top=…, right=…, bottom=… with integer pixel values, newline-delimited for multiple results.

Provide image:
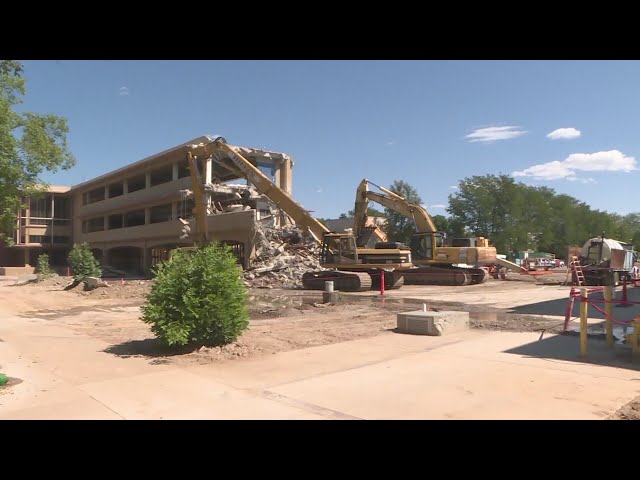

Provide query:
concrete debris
left=84, top=277, right=111, bottom=290
left=243, top=223, right=325, bottom=289
left=14, top=274, right=38, bottom=285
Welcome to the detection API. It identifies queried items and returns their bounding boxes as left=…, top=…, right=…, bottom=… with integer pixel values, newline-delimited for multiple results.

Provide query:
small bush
left=67, top=242, right=101, bottom=281
left=141, top=243, right=249, bottom=348
left=36, top=253, right=53, bottom=281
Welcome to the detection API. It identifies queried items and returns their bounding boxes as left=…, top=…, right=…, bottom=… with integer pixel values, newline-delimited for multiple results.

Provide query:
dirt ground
left=2, top=271, right=638, bottom=419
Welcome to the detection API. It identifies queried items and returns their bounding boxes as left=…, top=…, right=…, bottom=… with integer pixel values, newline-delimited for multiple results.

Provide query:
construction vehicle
left=180, top=136, right=411, bottom=291
left=352, top=179, right=499, bottom=285
left=570, top=236, right=638, bottom=286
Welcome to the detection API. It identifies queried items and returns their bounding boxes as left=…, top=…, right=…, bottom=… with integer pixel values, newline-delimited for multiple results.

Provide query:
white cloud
left=316, top=187, right=323, bottom=193
left=385, top=140, right=396, bottom=146
left=119, top=86, right=130, bottom=96
left=449, top=185, right=458, bottom=190
left=428, top=204, right=446, bottom=209
left=567, top=177, right=596, bottom=184
left=466, top=126, right=527, bottom=143
left=513, top=150, right=636, bottom=181
left=546, top=127, right=581, bottom=140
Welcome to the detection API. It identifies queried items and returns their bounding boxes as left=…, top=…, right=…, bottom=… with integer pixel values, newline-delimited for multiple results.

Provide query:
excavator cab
left=321, top=233, right=361, bottom=265
left=410, top=232, right=444, bottom=261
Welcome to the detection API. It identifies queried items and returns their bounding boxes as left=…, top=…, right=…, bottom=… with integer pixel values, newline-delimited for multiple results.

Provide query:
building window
left=108, top=214, right=124, bottom=229
left=29, top=235, right=44, bottom=244
left=127, top=174, right=146, bottom=193
left=176, top=198, right=195, bottom=219
left=53, top=195, right=70, bottom=218
left=150, top=204, right=173, bottom=224
left=108, top=182, right=124, bottom=198
left=87, top=217, right=105, bottom=233
left=177, top=159, right=190, bottom=179
left=150, top=165, right=173, bottom=187
left=83, top=188, right=105, bottom=205
left=124, top=209, right=145, bottom=227
left=30, top=195, right=53, bottom=218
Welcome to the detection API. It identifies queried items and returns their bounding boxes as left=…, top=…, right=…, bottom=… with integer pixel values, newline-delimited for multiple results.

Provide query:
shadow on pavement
left=512, top=286, right=640, bottom=322
left=103, top=338, right=196, bottom=358
left=504, top=332, right=640, bottom=372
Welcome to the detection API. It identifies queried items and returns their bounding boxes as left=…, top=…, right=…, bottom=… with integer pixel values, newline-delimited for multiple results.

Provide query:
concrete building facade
left=0, top=136, right=294, bottom=276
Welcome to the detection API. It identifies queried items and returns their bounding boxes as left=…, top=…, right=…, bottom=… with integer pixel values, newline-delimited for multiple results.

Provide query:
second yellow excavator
left=353, top=179, right=498, bottom=285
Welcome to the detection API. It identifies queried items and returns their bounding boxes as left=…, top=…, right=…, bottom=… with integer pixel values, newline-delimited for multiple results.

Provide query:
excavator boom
left=186, top=137, right=330, bottom=244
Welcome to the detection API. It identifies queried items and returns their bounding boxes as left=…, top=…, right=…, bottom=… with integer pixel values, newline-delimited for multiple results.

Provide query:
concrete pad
left=79, top=369, right=326, bottom=420
left=435, top=331, right=640, bottom=380
left=0, top=320, right=172, bottom=386
left=188, top=330, right=482, bottom=390
left=397, top=310, right=469, bottom=336
left=269, top=332, right=640, bottom=419
left=2, top=395, right=123, bottom=420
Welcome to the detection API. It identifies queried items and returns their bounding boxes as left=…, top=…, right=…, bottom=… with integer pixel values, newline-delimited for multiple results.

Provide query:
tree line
left=336, top=176, right=640, bottom=260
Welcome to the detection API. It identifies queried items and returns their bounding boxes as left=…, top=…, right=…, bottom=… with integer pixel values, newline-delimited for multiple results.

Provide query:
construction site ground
left=1, top=268, right=639, bottom=420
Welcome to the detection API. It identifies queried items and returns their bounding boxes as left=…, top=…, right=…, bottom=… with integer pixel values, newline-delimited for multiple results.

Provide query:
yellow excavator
left=353, top=179, right=498, bottom=285
left=180, top=136, right=411, bottom=291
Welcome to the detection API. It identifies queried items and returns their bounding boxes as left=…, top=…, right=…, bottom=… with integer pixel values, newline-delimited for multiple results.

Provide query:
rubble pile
left=243, top=224, right=324, bottom=289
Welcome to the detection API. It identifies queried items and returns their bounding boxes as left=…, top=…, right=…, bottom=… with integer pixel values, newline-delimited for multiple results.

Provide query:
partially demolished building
left=0, top=136, right=303, bottom=276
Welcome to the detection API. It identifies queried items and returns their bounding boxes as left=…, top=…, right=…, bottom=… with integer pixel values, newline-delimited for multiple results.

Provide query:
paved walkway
left=1, top=312, right=639, bottom=419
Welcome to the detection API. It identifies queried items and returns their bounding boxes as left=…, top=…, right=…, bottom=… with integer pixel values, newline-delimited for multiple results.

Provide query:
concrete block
left=396, top=310, right=469, bottom=336
left=322, top=291, right=340, bottom=304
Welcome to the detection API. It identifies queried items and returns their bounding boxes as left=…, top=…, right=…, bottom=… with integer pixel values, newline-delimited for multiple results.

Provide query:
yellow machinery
left=180, top=137, right=411, bottom=291
left=353, top=179, right=498, bottom=285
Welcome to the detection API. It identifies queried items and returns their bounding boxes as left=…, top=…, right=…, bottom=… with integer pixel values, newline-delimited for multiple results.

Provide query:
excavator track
left=370, top=269, right=405, bottom=290
left=468, top=268, right=489, bottom=285
left=301, top=271, right=372, bottom=292
left=403, top=266, right=478, bottom=286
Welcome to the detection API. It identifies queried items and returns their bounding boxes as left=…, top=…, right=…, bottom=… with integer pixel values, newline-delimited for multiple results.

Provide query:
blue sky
left=19, top=60, right=640, bottom=218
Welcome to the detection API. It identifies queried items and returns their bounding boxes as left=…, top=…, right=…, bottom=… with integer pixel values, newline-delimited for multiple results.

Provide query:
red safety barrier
left=66, top=266, right=70, bottom=276
left=380, top=270, right=385, bottom=296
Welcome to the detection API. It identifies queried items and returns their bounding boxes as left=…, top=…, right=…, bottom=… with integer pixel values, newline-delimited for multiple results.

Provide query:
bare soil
left=4, top=273, right=638, bottom=419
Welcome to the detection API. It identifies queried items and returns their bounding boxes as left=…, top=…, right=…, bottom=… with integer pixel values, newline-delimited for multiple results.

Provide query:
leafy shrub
left=67, top=242, right=101, bottom=281
left=36, top=253, right=53, bottom=280
left=141, top=243, right=249, bottom=348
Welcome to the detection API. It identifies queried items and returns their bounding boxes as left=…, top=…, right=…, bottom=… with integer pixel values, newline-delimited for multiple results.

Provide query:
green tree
left=432, top=214, right=448, bottom=232
left=67, top=243, right=101, bottom=281
left=345, top=207, right=386, bottom=218
left=0, top=60, right=75, bottom=243
left=141, top=243, right=249, bottom=348
left=36, top=253, right=53, bottom=280
left=383, top=180, right=423, bottom=245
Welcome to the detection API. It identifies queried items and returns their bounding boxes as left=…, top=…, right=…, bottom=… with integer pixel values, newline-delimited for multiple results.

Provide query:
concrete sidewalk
left=1, top=311, right=639, bottom=420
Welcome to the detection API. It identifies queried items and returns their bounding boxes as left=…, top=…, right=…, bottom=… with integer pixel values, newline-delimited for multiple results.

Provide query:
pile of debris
left=243, top=224, right=324, bottom=289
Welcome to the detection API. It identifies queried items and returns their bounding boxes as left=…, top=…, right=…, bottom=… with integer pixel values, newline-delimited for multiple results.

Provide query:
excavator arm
left=353, top=179, right=438, bottom=237
left=185, top=136, right=330, bottom=244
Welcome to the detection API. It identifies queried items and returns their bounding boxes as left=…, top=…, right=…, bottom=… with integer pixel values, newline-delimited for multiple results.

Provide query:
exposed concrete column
left=171, top=202, right=177, bottom=220
left=123, top=179, right=128, bottom=194
left=172, top=162, right=179, bottom=181
left=205, top=156, right=213, bottom=184
left=145, top=172, right=151, bottom=189
left=102, top=248, right=109, bottom=267
left=23, top=248, right=30, bottom=267
left=103, top=215, right=108, bottom=231
left=280, top=157, right=292, bottom=194
left=25, top=198, right=30, bottom=244
left=104, top=185, right=109, bottom=200
left=144, top=208, right=150, bottom=225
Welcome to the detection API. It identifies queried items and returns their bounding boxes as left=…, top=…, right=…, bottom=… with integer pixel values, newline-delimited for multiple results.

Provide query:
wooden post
left=604, top=286, right=614, bottom=347
left=580, top=288, right=588, bottom=358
